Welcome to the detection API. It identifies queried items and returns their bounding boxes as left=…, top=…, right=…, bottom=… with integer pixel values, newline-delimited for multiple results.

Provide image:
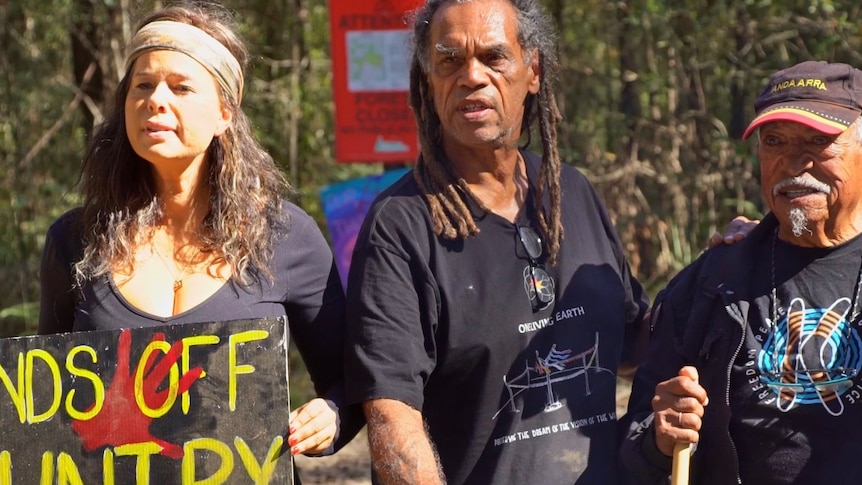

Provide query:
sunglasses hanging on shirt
left=516, top=224, right=555, bottom=312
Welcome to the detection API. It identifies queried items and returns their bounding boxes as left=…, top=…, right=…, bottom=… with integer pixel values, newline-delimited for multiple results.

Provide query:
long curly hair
left=408, top=0, right=563, bottom=264
left=75, top=2, right=290, bottom=286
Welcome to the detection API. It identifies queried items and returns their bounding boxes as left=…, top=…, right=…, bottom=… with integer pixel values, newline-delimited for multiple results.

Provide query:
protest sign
left=0, top=317, right=292, bottom=484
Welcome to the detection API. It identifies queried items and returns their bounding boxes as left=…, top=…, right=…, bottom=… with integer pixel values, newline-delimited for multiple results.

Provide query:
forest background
left=2, top=0, right=862, bottom=462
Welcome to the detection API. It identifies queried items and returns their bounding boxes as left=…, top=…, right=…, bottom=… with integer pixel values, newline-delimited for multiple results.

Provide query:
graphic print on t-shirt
left=522, top=264, right=555, bottom=310
left=757, top=297, right=862, bottom=415
left=492, top=332, right=614, bottom=420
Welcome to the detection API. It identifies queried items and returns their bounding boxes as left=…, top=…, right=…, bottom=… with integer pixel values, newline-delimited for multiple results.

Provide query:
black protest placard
left=0, top=317, right=293, bottom=484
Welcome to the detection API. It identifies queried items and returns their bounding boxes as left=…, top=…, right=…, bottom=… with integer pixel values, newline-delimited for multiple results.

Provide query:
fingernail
left=289, top=426, right=296, bottom=435
left=288, top=436, right=297, bottom=446
left=291, top=446, right=300, bottom=455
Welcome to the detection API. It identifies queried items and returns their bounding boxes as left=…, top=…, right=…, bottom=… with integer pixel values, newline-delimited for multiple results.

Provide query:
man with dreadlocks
left=343, top=0, right=747, bottom=483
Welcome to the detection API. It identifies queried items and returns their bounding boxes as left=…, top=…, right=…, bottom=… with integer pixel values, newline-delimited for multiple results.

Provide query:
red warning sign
left=329, top=0, right=424, bottom=163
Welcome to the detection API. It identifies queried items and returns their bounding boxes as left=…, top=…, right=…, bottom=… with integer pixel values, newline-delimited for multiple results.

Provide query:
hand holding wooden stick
left=671, top=442, right=692, bottom=485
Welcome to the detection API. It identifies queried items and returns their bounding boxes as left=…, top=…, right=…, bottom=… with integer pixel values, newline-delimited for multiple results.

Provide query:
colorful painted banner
left=320, top=168, right=411, bottom=288
left=0, top=317, right=292, bottom=484
left=328, top=0, right=424, bottom=163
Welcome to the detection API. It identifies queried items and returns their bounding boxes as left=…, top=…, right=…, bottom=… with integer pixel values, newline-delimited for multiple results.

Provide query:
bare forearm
left=363, top=399, right=446, bottom=485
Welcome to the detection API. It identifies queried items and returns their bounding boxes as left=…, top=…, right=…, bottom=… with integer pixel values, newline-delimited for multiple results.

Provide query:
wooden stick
left=671, top=442, right=692, bottom=485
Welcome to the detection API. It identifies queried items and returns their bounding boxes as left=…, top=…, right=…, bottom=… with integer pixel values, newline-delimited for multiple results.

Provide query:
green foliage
left=0, top=301, right=39, bottom=338
left=544, top=0, right=862, bottom=292
left=0, top=0, right=87, bottom=339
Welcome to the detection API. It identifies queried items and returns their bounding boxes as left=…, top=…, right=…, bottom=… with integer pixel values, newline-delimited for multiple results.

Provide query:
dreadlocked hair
left=409, top=58, right=479, bottom=239
left=408, top=0, right=564, bottom=264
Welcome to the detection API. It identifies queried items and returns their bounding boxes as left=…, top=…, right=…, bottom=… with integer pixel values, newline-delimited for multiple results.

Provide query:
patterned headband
left=126, top=20, right=244, bottom=104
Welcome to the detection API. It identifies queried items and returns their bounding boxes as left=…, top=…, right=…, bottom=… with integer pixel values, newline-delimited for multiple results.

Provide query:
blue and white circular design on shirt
left=758, top=297, right=862, bottom=415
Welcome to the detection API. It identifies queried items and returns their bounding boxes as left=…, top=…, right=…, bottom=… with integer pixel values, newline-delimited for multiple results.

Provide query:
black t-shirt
left=345, top=151, right=648, bottom=485
left=730, top=230, right=862, bottom=484
left=39, top=201, right=347, bottom=399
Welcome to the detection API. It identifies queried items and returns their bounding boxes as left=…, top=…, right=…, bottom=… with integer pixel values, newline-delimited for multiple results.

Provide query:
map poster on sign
left=0, top=317, right=293, bottom=484
left=329, top=0, right=424, bottom=164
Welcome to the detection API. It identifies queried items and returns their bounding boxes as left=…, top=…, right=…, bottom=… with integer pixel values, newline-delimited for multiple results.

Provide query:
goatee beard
left=788, top=207, right=811, bottom=237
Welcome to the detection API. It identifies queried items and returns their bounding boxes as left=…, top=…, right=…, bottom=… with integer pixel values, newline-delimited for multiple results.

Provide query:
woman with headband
left=37, top=2, right=360, bottom=462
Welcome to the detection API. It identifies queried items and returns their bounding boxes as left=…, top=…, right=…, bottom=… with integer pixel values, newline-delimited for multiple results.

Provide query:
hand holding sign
left=70, top=329, right=203, bottom=459
left=288, top=397, right=338, bottom=455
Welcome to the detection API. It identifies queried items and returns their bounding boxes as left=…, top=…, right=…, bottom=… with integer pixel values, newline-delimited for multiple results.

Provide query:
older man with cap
left=620, top=60, right=862, bottom=485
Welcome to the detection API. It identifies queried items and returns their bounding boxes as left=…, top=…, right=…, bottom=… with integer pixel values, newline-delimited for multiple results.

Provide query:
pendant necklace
left=152, top=241, right=200, bottom=312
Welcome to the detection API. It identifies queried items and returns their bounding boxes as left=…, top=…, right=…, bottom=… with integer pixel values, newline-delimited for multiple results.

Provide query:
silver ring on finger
left=678, top=411, right=683, bottom=426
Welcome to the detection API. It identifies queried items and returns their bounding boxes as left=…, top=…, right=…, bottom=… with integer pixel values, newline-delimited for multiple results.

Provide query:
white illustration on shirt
left=493, top=332, right=614, bottom=419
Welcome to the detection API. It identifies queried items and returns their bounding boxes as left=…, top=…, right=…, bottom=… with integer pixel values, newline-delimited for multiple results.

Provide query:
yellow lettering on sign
left=26, top=350, right=61, bottom=424
left=103, top=448, right=115, bottom=485
left=57, top=452, right=84, bottom=485
left=235, top=436, right=284, bottom=484
left=40, top=451, right=53, bottom=485
left=115, top=442, right=161, bottom=485
left=65, top=345, right=105, bottom=421
left=0, top=353, right=25, bottom=423
left=0, top=450, right=11, bottom=485
left=182, top=438, right=234, bottom=485
left=228, top=331, right=268, bottom=411
left=181, top=335, right=220, bottom=413
left=134, top=340, right=179, bottom=418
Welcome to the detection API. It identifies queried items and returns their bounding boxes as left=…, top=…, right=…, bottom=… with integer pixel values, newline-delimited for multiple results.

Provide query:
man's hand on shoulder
left=707, top=216, right=760, bottom=248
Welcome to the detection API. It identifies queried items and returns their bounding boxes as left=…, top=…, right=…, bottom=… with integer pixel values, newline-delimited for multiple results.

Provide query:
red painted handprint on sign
left=71, top=329, right=203, bottom=459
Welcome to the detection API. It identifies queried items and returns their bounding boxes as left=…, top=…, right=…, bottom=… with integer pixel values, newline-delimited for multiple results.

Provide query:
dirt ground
left=292, top=378, right=633, bottom=484
left=294, top=428, right=372, bottom=485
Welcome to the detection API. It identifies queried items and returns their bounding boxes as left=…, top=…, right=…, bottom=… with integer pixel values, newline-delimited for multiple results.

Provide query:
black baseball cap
left=742, top=61, right=862, bottom=139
